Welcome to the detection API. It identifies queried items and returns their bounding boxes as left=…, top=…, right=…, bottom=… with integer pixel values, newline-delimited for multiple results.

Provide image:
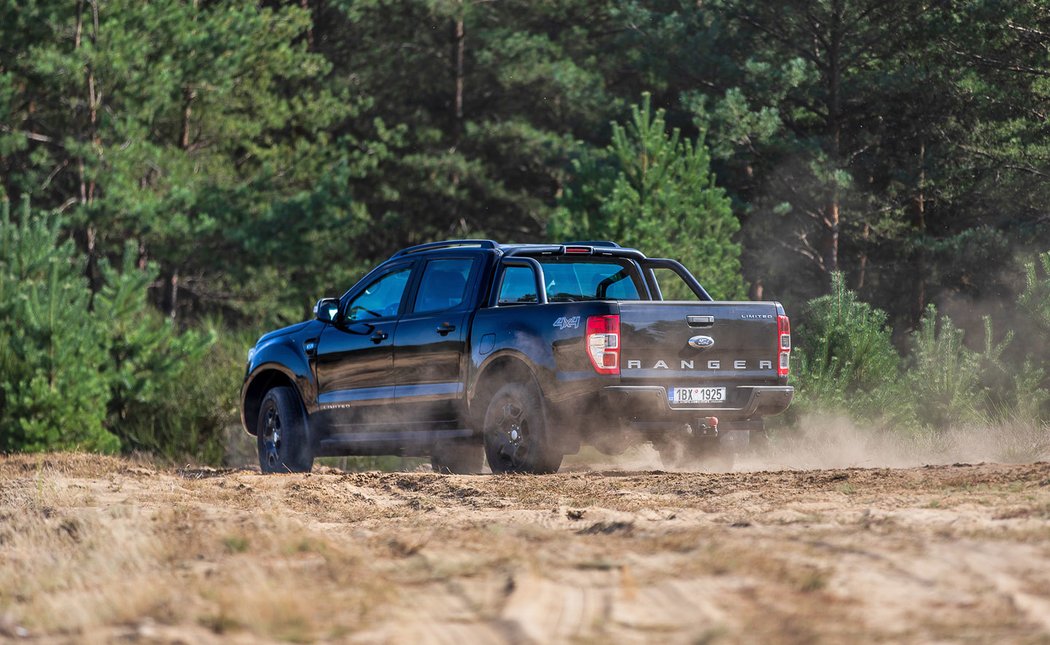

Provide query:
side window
left=413, top=258, right=476, bottom=313
left=498, top=266, right=539, bottom=304
left=345, top=267, right=412, bottom=322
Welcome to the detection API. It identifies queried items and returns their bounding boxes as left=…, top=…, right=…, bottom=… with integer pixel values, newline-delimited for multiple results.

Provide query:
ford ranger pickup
left=240, top=240, right=793, bottom=474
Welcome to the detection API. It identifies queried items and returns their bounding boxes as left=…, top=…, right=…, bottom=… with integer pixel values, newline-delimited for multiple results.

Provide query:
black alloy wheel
left=483, top=382, right=562, bottom=474
left=256, top=386, right=313, bottom=474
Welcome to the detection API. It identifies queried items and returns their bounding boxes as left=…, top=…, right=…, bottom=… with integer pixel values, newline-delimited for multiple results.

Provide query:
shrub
left=0, top=198, right=118, bottom=452
left=788, top=273, right=910, bottom=427
left=0, top=199, right=233, bottom=463
left=96, top=248, right=231, bottom=461
left=906, top=305, right=985, bottom=430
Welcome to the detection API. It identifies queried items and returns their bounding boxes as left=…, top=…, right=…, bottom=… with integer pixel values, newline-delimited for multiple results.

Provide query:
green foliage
left=94, top=246, right=227, bottom=460
left=1012, top=252, right=1050, bottom=420
left=0, top=198, right=117, bottom=452
left=791, top=272, right=1050, bottom=434
left=110, top=323, right=244, bottom=465
left=0, top=0, right=356, bottom=328
left=2, top=0, right=1050, bottom=460
left=0, top=199, right=234, bottom=461
left=789, top=273, right=906, bottom=425
left=551, top=94, right=746, bottom=299
left=1020, top=252, right=1050, bottom=334
left=906, top=306, right=986, bottom=430
left=1007, top=361, right=1050, bottom=425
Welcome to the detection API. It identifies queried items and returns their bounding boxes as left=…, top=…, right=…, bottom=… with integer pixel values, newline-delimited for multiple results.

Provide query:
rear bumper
left=601, top=385, right=794, bottom=421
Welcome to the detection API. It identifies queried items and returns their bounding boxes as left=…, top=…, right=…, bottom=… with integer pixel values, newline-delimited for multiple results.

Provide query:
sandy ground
left=2, top=453, right=1050, bottom=644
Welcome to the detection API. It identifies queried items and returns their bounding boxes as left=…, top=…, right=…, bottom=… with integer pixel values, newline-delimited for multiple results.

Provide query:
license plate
left=668, top=386, right=726, bottom=404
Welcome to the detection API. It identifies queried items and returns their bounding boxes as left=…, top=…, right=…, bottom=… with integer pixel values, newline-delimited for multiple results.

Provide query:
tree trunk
left=180, top=86, right=196, bottom=150
left=168, top=270, right=179, bottom=321
left=449, top=8, right=466, bottom=235
left=301, top=0, right=314, bottom=49
left=749, top=277, right=764, bottom=301
left=915, top=141, right=927, bottom=324
left=822, top=0, right=844, bottom=280
left=76, top=0, right=102, bottom=292
left=823, top=200, right=840, bottom=277
left=858, top=222, right=870, bottom=289
left=452, top=13, right=465, bottom=147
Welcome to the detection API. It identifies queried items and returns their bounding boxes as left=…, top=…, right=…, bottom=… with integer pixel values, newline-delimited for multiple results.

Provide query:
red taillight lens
left=586, top=314, right=620, bottom=375
left=777, top=314, right=791, bottom=377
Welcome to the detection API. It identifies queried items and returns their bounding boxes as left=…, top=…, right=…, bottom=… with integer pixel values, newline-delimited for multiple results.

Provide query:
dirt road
left=2, top=454, right=1049, bottom=643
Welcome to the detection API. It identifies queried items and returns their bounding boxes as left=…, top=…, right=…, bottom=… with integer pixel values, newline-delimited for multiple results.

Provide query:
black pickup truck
left=240, top=240, right=793, bottom=474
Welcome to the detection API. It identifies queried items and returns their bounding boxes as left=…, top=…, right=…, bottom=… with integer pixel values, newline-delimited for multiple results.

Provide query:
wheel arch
left=468, top=353, right=541, bottom=424
left=241, top=367, right=301, bottom=436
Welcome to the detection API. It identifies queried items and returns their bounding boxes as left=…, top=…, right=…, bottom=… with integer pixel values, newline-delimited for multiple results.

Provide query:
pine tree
left=789, top=272, right=906, bottom=425
left=94, top=244, right=219, bottom=460
left=0, top=0, right=358, bottom=325
left=0, top=197, right=117, bottom=452
left=550, top=94, right=746, bottom=299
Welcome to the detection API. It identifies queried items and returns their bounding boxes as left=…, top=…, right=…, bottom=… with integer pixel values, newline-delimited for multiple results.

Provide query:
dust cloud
left=740, top=414, right=1047, bottom=471
left=564, top=413, right=1050, bottom=473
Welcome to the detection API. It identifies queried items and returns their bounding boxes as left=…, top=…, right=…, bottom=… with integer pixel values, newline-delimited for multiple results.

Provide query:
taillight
left=586, top=314, right=620, bottom=375
left=777, top=314, right=791, bottom=377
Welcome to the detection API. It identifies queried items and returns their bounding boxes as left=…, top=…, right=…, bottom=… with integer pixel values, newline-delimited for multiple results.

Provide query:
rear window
left=496, top=259, right=647, bottom=305
left=540, top=260, right=642, bottom=301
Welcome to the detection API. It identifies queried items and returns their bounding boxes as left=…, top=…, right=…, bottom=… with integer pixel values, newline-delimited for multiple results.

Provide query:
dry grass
left=1, top=453, right=1049, bottom=643
left=0, top=455, right=392, bottom=642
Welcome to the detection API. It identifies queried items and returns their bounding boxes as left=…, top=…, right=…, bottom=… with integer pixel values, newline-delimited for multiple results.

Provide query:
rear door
left=314, top=262, right=414, bottom=421
left=392, top=256, right=480, bottom=422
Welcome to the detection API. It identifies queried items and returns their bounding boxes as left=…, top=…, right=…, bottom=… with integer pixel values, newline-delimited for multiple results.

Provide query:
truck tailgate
left=617, top=301, right=782, bottom=398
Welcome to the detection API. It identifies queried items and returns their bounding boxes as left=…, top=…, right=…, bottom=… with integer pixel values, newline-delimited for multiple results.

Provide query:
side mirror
left=314, top=297, right=339, bottom=323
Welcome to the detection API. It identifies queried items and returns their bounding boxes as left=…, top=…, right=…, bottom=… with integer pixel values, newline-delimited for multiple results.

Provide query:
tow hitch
left=691, top=416, right=720, bottom=438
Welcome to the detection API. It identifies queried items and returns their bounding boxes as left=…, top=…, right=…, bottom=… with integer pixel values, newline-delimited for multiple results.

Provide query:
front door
left=314, top=263, right=413, bottom=425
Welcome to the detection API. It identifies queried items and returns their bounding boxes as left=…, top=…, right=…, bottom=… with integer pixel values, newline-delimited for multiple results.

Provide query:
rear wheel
left=483, top=382, right=563, bottom=474
left=256, top=386, right=313, bottom=473
left=431, top=439, right=484, bottom=474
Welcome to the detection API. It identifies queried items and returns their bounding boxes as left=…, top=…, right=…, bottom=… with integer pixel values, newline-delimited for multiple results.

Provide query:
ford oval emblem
left=688, top=335, right=715, bottom=350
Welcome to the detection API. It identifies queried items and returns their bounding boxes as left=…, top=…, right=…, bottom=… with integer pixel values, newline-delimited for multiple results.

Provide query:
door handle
left=436, top=322, right=456, bottom=336
left=370, top=330, right=388, bottom=344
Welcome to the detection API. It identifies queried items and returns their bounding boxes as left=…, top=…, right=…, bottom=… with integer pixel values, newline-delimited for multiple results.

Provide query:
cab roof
left=389, top=239, right=646, bottom=260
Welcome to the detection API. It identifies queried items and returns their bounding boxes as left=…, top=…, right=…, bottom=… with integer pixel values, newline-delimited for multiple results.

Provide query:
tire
left=256, top=386, right=313, bottom=474
left=483, top=382, right=563, bottom=474
left=431, top=439, right=484, bottom=474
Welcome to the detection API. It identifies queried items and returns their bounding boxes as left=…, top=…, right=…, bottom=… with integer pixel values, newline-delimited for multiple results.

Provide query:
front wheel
left=256, top=386, right=313, bottom=474
left=483, top=382, right=563, bottom=474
